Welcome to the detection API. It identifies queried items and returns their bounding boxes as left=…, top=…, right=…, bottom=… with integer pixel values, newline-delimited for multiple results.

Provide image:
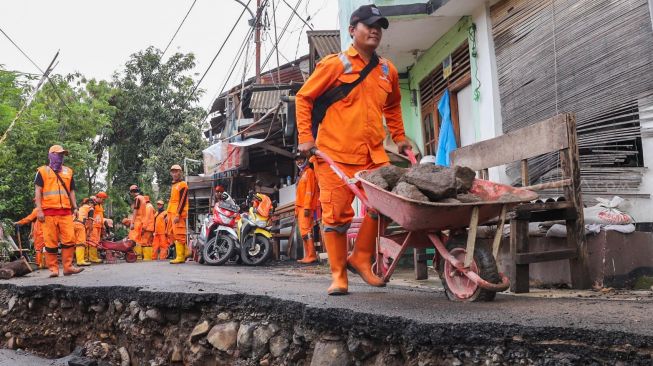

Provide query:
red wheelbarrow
left=314, top=149, right=538, bottom=302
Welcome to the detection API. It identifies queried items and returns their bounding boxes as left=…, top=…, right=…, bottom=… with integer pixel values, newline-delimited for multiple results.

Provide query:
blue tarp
left=435, top=90, right=457, bottom=166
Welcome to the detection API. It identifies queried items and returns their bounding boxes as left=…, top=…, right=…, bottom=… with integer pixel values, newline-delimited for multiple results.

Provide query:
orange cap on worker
left=48, top=144, right=69, bottom=155
left=170, top=164, right=182, bottom=171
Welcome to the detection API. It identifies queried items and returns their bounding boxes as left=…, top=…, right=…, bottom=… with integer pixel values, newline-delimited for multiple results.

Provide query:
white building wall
left=470, top=2, right=510, bottom=184
left=632, top=96, right=653, bottom=223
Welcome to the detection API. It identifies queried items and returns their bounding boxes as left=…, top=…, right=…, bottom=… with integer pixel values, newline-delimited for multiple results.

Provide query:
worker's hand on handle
left=173, top=216, right=180, bottom=224
left=396, top=140, right=411, bottom=155
left=36, top=209, right=45, bottom=223
left=298, top=141, right=316, bottom=157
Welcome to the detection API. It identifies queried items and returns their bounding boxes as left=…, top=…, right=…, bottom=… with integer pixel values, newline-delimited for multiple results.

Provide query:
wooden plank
left=515, top=201, right=574, bottom=212
left=509, top=219, right=530, bottom=293
left=413, top=248, right=429, bottom=280
left=464, top=206, right=480, bottom=268
left=521, top=159, right=529, bottom=186
left=561, top=115, right=592, bottom=289
left=515, top=248, right=577, bottom=264
left=450, top=114, right=570, bottom=170
left=492, top=205, right=507, bottom=258
left=523, top=178, right=571, bottom=191
left=513, top=207, right=577, bottom=222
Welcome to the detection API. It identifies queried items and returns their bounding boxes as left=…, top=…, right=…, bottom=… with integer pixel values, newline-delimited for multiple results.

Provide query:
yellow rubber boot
left=347, top=214, right=387, bottom=287
left=88, top=247, right=103, bottom=264
left=184, top=243, right=192, bottom=259
left=134, top=244, right=143, bottom=260
left=142, top=246, right=153, bottom=261
left=169, top=242, right=186, bottom=264
left=75, top=245, right=91, bottom=266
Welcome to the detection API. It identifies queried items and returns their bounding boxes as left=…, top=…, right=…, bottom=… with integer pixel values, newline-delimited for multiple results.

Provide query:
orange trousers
left=43, top=215, right=75, bottom=250
left=167, top=215, right=187, bottom=244
left=152, top=234, right=170, bottom=260
left=73, top=221, right=87, bottom=244
left=314, top=158, right=386, bottom=231
left=141, top=231, right=153, bottom=247
left=297, top=210, right=315, bottom=239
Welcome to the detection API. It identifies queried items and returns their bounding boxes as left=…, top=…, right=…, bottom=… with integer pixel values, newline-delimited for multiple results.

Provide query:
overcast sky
left=1, top=0, right=340, bottom=110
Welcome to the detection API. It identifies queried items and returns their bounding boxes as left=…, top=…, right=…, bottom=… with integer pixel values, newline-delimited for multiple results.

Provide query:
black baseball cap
left=350, top=4, right=389, bottom=29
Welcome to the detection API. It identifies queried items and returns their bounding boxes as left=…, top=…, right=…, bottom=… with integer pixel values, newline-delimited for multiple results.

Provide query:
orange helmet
left=215, top=185, right=224, bottom=193
left=96, top=191, right=108, bottom=199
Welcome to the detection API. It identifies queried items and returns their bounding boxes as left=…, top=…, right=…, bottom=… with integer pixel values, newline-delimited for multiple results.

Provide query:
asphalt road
left=3, top=261, right=653, bottom=337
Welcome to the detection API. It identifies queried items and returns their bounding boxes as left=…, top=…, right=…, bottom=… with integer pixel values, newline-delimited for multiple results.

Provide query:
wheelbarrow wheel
left=437, top=237, right=501, bottom=302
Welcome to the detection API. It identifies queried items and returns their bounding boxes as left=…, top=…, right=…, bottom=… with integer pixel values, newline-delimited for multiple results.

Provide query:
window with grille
left=418, top=40, right=471, bottom=154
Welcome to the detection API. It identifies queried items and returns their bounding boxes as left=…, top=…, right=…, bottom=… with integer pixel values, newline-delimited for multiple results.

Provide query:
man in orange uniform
left=168, top=164, right=189, bottom=264
left=129, top=185, right=147, bottom=259
left=295, top=5, right=410, bottom=295
left=294, top=154, right=319, bottom=264
left=141, top=196, right=156, bottom=261
left=15, top=204, right=45, bottom=269
left=34, top=145, right=84, bottom=277
left=88, top=192, right=108, bottom=263
left=152, top=200, right=169, bottom=260
left=73, top=198, right=93, bottom=266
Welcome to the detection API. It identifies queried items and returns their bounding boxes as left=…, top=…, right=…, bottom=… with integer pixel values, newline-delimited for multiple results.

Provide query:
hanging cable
left=0, top=26, right=71, bottom=112
left=161, top=0, right=198, bottom=58
left=468, top=23, right=481, bottom=102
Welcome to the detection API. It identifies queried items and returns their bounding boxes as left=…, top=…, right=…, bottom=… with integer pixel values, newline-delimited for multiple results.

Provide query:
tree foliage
left=108, top=47, right=206, bottom=216
left=0, top=47, right=207, bottom=222
left=0, top=68, right=115, bottom=220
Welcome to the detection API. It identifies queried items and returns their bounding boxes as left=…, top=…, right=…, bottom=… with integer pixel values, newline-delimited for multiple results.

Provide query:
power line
left=161, top=0, right=198, bottom=57
left=184, top=0, right=255, bottom=106
left=0, top=26, right=71, bottom=111
left=261, top=0, right=303, bottom=71
left=281, top=0, right=313, bottom=30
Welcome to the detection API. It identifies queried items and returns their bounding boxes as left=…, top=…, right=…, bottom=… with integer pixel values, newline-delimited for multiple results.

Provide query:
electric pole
left=255, top=0, right=262, bottom=83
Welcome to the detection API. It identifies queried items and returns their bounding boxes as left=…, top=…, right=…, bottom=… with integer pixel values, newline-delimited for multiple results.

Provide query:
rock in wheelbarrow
left=364, top=165, right=406, bottom=191
left=391, top=182, right=429, bottom=202
left=401, top=165, right=476, bottom=201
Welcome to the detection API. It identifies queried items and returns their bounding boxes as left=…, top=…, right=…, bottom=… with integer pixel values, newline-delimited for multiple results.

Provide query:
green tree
left=0, top=67, right=115, bottom=220
left=108, top=47, right=206, bottom=214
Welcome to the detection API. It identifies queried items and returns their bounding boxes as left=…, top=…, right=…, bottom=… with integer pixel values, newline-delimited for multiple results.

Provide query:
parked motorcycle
left=237, top=192, right=275, bottom=266
left=200, top=192, right=241, bottom=265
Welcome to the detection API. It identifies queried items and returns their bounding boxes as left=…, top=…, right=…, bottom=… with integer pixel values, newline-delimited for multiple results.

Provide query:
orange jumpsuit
left=295, top=166, right=319, bottom=240
left=295, top=45, right=406, bottom=230
left=142, top=201, right=155, bottom=247
left=89, top=203, right=104, bottom=246
left=295, top=45, right=406, bottom=294
left=132, top=195, right=147, bottom=245
left=167, top=181, right=189, bottom=244
left=17, top=208, right=45, bottom=268
left=152, top=210, right=169, bottom=260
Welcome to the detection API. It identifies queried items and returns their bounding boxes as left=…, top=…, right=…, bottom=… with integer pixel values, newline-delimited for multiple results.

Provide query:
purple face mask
left=48, top=152, right=64, bottom=172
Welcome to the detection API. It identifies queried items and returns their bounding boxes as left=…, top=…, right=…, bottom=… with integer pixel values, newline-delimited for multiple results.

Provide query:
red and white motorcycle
left=199, top=192, right=241, bottom=265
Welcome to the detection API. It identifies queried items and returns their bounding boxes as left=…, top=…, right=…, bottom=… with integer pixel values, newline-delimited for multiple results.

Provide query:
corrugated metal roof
left=307, top=30, right=341, bottom=59
left=249, top=89, right=289, bottom=114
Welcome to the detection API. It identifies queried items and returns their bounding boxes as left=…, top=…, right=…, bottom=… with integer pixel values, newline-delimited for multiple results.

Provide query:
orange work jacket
left=17, top=208, right=43, bottom=243
left=37, top=165, right=74, bottom=210
left=133, top=195, right=147, bottom=223
left=295, top=167, right=319, bottom=214
left=295, top=45, right=406, bottom=165
left=154, top=211, right=168, bottom=234
left=93, top=204, right=104, bottom=229
left=167, top=181, right=189, bottom=218
left=144, top=202, right=156, bottom=232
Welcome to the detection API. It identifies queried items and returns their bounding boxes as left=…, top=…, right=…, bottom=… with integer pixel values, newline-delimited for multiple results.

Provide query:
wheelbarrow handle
left=403, top=147, right=418, bottom=165
left=311, top=149, right=372, bottom=209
